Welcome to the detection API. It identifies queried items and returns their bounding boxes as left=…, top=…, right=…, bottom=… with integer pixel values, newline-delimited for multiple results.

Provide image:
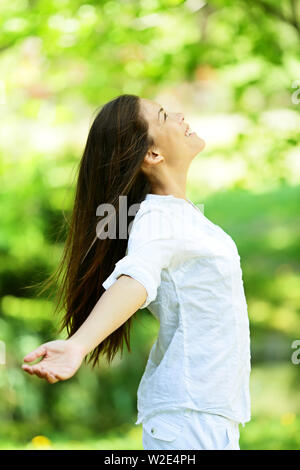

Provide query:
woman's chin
left=195, top=136, right=206, bottom=152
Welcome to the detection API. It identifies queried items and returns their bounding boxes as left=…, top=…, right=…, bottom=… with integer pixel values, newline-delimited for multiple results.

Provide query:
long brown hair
left=29, top=94, right=155, bottom=368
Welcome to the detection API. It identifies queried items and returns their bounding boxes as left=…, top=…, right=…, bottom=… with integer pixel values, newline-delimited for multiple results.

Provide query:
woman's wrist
left=66, top=336, right=89, bottom=358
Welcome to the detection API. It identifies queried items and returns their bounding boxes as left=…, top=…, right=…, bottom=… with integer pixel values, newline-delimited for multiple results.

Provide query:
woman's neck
left=149, top=166, right=189, bottom=201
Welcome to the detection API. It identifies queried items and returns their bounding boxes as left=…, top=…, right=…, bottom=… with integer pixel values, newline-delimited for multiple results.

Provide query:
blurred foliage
left=0, top=0, right=300, bottom=450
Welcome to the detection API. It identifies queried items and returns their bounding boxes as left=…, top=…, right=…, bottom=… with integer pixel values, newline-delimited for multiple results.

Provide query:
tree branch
left=290, top=0, right=300, bottom=32
left=250, top=0, right=300, bottom=36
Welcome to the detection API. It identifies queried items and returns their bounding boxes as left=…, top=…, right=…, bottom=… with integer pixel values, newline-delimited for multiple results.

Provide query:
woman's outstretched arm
left=21, top=275, right=147, bottom=383
left=68, top=274, right=147, bottom=355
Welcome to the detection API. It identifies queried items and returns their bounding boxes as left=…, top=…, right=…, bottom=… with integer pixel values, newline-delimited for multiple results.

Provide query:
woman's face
left=140, top=98, right=205, bottom=170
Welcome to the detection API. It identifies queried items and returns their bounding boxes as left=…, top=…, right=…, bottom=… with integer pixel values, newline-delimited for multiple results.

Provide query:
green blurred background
left=0, top=0, right=300, bottom=450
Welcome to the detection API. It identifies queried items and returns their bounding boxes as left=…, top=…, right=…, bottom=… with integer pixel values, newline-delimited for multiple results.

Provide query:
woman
left=22, top=94, right=251, bottom=450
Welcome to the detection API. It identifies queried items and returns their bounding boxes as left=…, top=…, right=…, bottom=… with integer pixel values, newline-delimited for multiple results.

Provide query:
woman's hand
left=21, top=339, right=86, bottom=384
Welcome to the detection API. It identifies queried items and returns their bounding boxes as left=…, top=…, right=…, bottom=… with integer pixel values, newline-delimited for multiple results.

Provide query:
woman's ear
left=143, top=149, right=164, bottom=167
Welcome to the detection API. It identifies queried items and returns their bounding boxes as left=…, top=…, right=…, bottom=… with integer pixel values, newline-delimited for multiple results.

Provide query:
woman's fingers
left=22, top=363, right=58, bottom=383
left=23, top=345, right=47, bottom=363
left=45, top=371, right=58, bottom=384
left=33, top=365, right=44, bottom=379
left=21, top=365, right=33, bottom=374
left=26, top=364, right=45, bottom=379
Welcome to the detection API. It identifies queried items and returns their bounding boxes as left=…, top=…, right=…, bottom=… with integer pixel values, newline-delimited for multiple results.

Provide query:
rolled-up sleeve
left=102, top=207, right=180, bottom=309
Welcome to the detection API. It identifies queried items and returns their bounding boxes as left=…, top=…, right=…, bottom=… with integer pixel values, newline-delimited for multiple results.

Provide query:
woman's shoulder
left=133, top=194, right=209, bottom=242
left=137, top=194, right=183, bottom=217
left=128, top=196, right=178, bottom=243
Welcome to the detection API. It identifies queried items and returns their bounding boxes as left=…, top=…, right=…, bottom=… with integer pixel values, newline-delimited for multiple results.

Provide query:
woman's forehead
left=141, top=98, right=162, bottom=122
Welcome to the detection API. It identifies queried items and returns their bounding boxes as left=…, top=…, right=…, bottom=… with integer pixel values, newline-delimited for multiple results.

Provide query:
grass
left=1, top=362, right=299, bottom=450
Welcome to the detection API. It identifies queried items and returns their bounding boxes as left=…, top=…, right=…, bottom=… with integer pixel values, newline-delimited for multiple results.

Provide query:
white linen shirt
left=102, top=193, right=251, bottom=427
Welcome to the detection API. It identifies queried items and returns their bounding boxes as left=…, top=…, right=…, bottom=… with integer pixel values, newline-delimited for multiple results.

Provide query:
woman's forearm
left=67, top=275, right=147, bottom=357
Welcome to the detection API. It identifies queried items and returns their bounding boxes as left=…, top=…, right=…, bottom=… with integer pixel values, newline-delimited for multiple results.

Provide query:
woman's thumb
left=23, top=344, right=47, bottom=362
